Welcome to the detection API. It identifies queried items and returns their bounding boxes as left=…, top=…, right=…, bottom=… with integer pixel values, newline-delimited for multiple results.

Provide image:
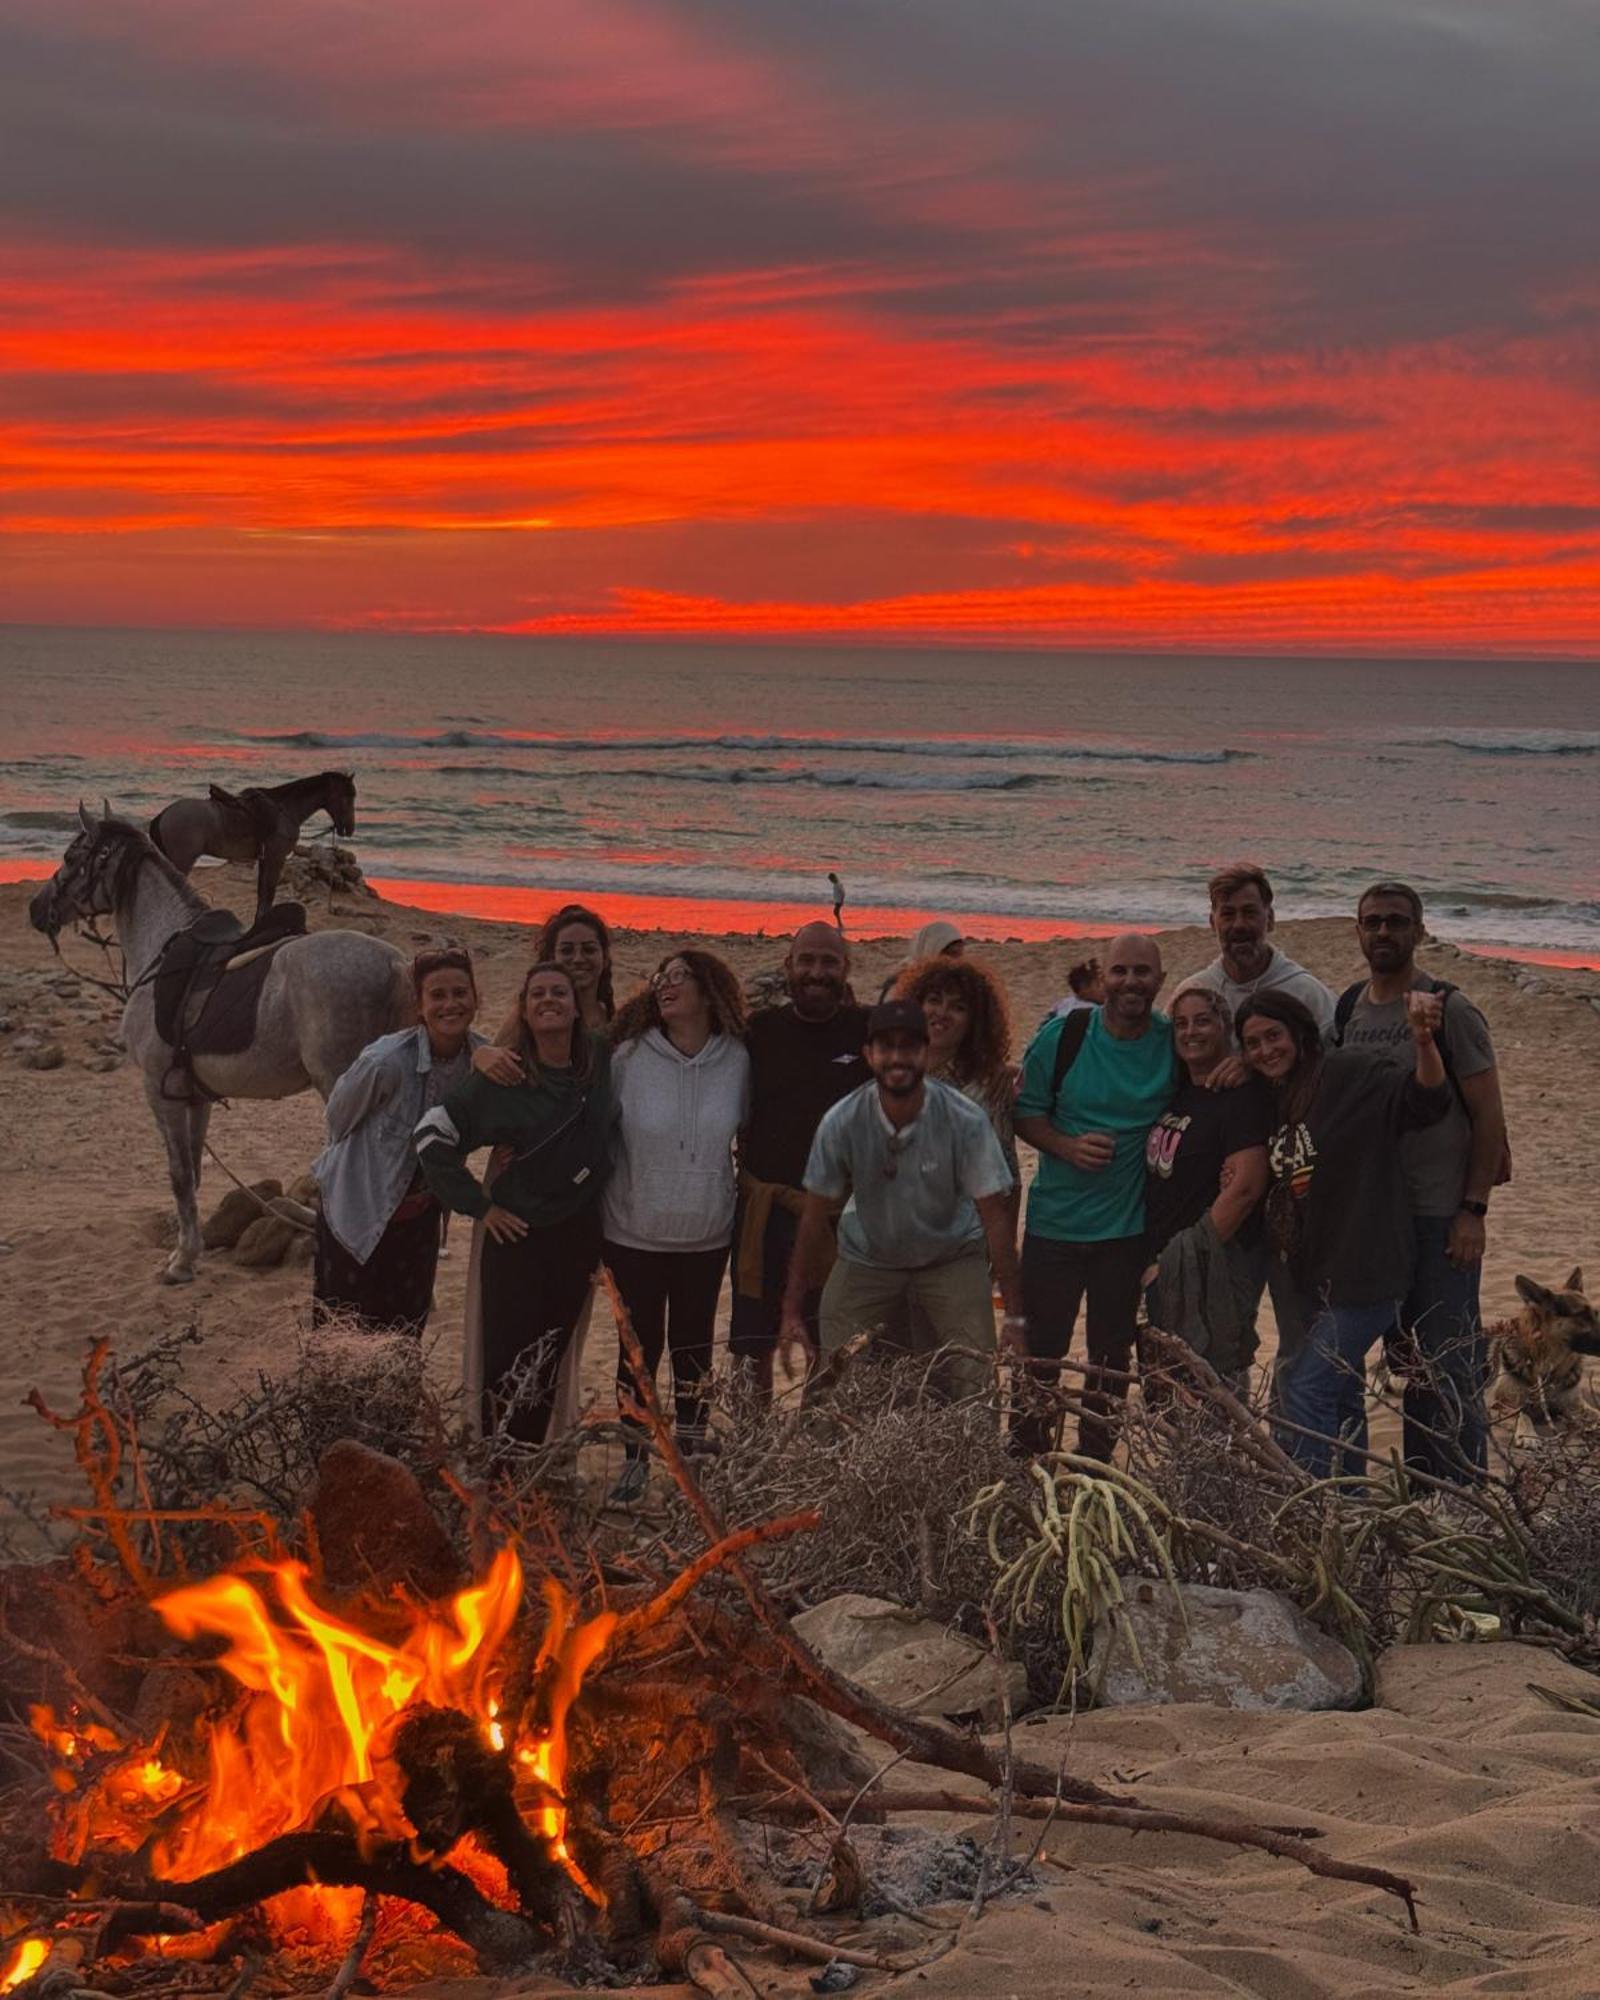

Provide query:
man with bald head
left=730, top=920, right=870, bottom=1402
left=1013, top=933, right=1175, bottom=1458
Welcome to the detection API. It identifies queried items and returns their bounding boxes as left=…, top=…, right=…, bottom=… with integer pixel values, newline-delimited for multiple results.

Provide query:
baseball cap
left=866, top=998, right=929, bottom=1042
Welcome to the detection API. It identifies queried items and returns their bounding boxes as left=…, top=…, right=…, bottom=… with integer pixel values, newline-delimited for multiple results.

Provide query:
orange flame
left=0, top=1941, right=48, bottom=1994
left=34, top=1547, right=614, bottom=1940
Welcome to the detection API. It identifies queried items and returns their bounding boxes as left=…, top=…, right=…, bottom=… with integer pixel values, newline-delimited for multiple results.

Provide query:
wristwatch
left=1459, top=1199, right=1489, bottom=1218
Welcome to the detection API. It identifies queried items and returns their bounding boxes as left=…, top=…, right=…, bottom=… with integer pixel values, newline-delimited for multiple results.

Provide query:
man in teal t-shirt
left=1013, top=933, right=1175, bottom=1459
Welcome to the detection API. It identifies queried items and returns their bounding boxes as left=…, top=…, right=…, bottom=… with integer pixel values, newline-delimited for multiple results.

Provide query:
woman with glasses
left=1236, top=986, right=1450, bottom=1476
left=602, top=950, right=750, bottom=1501
left=312, top=945, right=485, bottom=1334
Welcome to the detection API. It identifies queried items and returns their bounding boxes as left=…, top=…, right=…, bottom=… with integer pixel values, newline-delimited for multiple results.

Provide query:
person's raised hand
left=1406, top=990, right=1444, bottom=1041
left=482, top=1203, right=529, bottom=1244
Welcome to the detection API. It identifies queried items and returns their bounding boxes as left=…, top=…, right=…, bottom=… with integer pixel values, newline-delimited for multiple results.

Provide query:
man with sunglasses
left=1334, top=881, right=1507, bottom=1480
left=779, top=999, right=1022, bottom=1401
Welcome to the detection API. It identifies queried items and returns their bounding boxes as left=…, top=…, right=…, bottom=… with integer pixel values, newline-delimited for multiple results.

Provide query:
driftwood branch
left=105, top=1832, right=544, bottom=1970
left=672, top=1896, right=955, bottom=1974
left=778, top=1788, right=1420, bottom=1930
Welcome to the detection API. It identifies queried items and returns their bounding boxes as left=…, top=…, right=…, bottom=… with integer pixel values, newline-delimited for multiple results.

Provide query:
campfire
left=0, top=1335, right=1424, bottom=1998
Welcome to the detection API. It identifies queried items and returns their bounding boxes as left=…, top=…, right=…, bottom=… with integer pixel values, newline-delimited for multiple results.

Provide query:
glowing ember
left=33, top=1546, right=615, bottom=1939
left=0, top=1941, right=48, bottom=1994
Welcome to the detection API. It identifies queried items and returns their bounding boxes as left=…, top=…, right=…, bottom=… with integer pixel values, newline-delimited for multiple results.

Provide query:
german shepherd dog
left=1487, top=1269, right=1600, bottom=1429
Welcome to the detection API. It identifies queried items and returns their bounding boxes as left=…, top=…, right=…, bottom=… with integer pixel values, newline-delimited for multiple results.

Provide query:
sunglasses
left=651, top=965, right=695, bottom=991
left=1359, top=913, right=1416, bottom=933
left=882, top=1132, right=912, bottom=1180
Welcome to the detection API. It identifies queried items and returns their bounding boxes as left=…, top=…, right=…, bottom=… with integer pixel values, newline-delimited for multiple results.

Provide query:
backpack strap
left=1331, top=980, right=1364, bottom=1045
left=1049, top=1004, right=1094, bottom=1107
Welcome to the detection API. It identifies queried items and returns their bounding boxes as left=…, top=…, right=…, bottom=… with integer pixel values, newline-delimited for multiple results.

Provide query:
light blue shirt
left=803, top=1077, right=1013, bottom=1271
left=314, top=1024, right=484, bottom=1262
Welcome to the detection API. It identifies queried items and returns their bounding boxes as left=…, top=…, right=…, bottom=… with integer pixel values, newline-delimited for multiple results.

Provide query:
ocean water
left=2, top=626, right=1596, bottom=955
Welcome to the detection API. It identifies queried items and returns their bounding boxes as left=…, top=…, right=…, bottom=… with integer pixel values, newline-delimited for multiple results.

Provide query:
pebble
left=83, top=1055, right=121, bottom=1073
left=22, top=1043, right=65, bottom=1071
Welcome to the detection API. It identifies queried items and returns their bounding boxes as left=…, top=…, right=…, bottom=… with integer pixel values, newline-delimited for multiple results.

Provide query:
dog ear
left=1515, top=1275, right=1557, bottom=1313
left=1565, top=1266, right=1584, bottom=1294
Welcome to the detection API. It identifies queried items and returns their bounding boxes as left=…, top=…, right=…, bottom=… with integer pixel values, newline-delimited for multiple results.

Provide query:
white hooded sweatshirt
left=602, top=1029, right=752, bottom=1252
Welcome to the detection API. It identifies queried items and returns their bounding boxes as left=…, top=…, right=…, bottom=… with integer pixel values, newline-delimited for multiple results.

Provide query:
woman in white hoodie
left=604, top=949, right=750, bottom=1500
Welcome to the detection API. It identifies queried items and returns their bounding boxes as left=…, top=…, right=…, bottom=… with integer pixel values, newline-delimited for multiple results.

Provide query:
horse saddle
left=208, top=783, right=282, bottom=845
left=153, top=902, right=308, bottom=1079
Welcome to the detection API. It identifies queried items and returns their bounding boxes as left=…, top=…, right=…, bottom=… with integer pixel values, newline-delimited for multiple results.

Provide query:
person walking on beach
left=1142, top=983, right=1271, bottom=1383
left=603, top=949, right=750, bottom=1504
left=779, top=1000, right=1022, bottom=1398
left=416, top=961, right=614, bottom=1444
left=1332, top=882, right=1508, bottom=1481
left=312, top=945, right=486, bottom=1335
left=1012, top=933, right=1176, bottom=1459
left=1238, top=987, right=1450, bottom=1479
left=1190, top=864, right=1336, bottom=1040
left=730, top=920, right=869, bottom=1403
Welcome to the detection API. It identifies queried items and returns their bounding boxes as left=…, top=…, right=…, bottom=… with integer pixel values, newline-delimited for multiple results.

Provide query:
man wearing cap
left=779, top=998, right=1023, bottom=1400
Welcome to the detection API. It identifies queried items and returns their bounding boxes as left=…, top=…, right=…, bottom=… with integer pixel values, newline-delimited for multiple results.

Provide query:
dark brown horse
left=149, top=771, right=356, bottom=924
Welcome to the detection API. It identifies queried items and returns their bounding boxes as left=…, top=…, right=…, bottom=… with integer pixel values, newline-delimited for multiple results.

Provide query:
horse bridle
left=40, top=826, right=149, bottom=1002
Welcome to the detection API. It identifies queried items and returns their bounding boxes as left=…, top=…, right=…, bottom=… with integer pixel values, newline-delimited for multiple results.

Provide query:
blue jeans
left=1274, top=1294, right=1397, bottom=1479
left=1396, top=1215, right=1486, bottom=1483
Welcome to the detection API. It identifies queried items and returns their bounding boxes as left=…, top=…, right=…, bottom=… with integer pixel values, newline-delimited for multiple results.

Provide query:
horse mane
left=100, top=814, right=207, bottom=912
left=263, top=770, right=354, bottom=800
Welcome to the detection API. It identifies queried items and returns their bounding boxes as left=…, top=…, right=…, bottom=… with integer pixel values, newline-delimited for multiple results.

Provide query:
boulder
left=202, top=1180, right=283, bottom=1250
left=286, top=1171, right=322, bottom=1208
left=793, top=1593, right=1026, bottom=1728
left=232, top=1213, right=299, bottom=1267
left=21, top=1043, right=64, bottom=1071
left=305, top=1439, right=463, bottom=1600
left=1091, top=1579, right=1363, bottom=1711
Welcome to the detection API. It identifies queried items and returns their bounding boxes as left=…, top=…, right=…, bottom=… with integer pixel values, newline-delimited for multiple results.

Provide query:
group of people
left=310, top=862, right=1508, bottom=1492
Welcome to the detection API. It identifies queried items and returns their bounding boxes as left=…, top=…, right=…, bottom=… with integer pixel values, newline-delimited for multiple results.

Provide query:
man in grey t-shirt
left=780, top=999, right=1022, bottom=1401
left=1336, top=881, right=1508, bottom=1481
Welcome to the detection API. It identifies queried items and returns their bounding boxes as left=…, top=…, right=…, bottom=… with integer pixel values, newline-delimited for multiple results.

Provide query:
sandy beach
left=3, top=864, right=1599, bottom=1993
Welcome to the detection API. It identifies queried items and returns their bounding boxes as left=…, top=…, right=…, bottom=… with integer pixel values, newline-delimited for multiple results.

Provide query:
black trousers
left=606, top=1239, right=730, bottom=1451
left=313, top=1201, right=440, bottom=1336
left=480, top=1205, right=604, bottom=1445
left=1014, top=1232, right=1146, bottom=1460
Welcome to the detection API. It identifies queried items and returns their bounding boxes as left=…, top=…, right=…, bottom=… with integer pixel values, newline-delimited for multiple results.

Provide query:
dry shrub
left=659, top=1358, right=1036, bottom=1642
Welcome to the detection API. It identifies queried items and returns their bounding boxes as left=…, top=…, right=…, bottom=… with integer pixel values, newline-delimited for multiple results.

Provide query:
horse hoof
left=161, top=1264, right=196, bottom=1286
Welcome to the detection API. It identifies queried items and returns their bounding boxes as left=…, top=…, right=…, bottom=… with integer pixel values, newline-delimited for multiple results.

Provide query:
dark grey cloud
left=0, top=0, right=1595, bottom=365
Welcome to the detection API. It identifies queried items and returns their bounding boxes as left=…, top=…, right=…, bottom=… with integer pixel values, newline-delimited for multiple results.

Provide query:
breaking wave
left=1409, top=730, right=1600, bottom=758
left=222, top=727, right=1249, bottom=767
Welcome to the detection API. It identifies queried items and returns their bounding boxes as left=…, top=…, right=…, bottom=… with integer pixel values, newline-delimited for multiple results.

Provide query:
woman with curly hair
left=603, top=949, right=751, bottom=1501
left=895, top=955, right=1020, bottom=1219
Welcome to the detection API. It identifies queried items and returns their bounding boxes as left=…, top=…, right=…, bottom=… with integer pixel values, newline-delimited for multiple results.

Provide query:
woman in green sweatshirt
left=416, top=960, right=614, bottom=1443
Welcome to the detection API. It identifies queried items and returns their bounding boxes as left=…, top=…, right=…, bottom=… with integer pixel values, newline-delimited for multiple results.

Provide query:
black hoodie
left=1267, top=1049, right=1450, bottom=1307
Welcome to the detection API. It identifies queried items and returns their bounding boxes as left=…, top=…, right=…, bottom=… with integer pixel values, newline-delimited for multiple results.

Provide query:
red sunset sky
left=3, top=0, right=1598, bottom=653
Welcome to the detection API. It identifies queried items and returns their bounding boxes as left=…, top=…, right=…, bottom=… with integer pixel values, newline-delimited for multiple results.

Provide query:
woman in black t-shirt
left=1237, top=987, right=1449, bottom=1478
left=1142, top=985, right=1270, bottom=1377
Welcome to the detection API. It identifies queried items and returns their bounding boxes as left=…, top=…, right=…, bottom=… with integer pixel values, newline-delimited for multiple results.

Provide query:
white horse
left=30, top=809, right=413, bottom=1284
